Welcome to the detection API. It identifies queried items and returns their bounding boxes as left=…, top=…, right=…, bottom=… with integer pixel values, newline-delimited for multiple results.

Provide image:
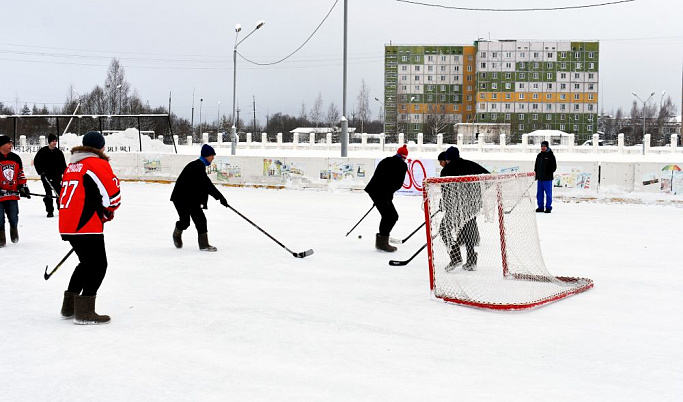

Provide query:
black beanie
left=48, top=134, right=57, bottom=143
left=83, top=131, right=105, bottom=149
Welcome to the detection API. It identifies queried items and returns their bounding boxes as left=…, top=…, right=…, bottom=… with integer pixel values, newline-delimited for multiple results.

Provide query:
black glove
left=19, top=186, right=31, bottom=199
left=102, top=209, right=115, bottom=222
left=219, top=197, right=228, bottom=207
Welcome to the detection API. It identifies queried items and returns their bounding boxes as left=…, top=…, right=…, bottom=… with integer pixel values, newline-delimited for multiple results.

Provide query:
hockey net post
left=423, top=172, right=593, bottom=310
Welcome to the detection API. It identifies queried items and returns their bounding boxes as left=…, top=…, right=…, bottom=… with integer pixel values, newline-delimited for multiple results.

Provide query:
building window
left=481, top=52, right=487, bottom=58
left=427, top=76, right=433, bottom=81
left=546, top=104, right=552, bottom=110
left=415, top=85, right=421, bottom=91
left=519, top=124, right=524, bottom=130
left=587, top=124, right=593, bottom=131
left=519, top=93, right=525, bottom=99
left=441, top=55, right=447, bottom=62
left=533, top=73, right=539, bottom=79
left=401, top=56, right=407, bottom=62
left=401, top=75, right=407, bottom=81
left=588, top=94, right=594, bottom=100
left=519, top=114, right=524, bottom=119
left=427, top=55, right=433, bottom=61
left=519, top=83, right=525, bottom=89
left=560, top=94, right=566, bottom=100
left=547, top=73, right=552, bottom=80
left=415, top=66, right=420, bottom=72
left=427, top=85, right=433, bottom=91
left=547, top=53, right=553, bottom=58
left=588, top=52, right=594, bottom=58
left=440, top=75, right=446, bottom=81
left=547, top=83, right=553, bottom=89
left=481, top=62, right=487, bottom=69
left=505, top=103, right=511, bottom=109
left=560, top=52, right=566, bottom=58
left=573, top=125, right=579, bottom=131
left=588, top=104, right=594, bottom=111
left=561, top=62, right=566, bottom=69
left=505, top=83, right=511, bottom=90
left=454, top=66, right=460, bottom=72
left=574, top=94, right=580, bottom=100
left=546, top=114, right=551, bottom=120
left=505, top=113, right=511, bottom=120
left=480, top=83, right=487, bottom=90
left=561, top=83, right=567, bottom=90
left=534, top=62, right=539, bottom=69
left=492, top=104, right=497, bottom=110
left=467, top=65, right=472, bottom=72
left=505, top=93, right=511, bottom=100
left=520, top=73, right=526, bottom=79
left=520, top=104, right=525, bottom=110
left=440, top=65, right=446, bottom=72
left=492, top=83, right=498, bottom=90
left=533, top=52, right=539, bottom=58
left=492, top=93, right=498, bottom=99
left=574, top=104, right=580, bottom=111
left=467, top=75, right=473, bottom=82
left=560, top=104, right=566, bottom=111
left=587, top=114, right=593, bottom=120
left=467, top=55, right=473, bottom=61
left=440, top=95, right=446, bottom=102
left=560, top=73, right=567, bottom=79
left=401, top=65, right=407, bottom=71
left=560, top=124, right=565, bottom=130
left=546, top=94, right=552, bottom=100
left=532, top=114, right=538, bottom=120
left=467, top=105, right=472, bottom=111
left=427, top=65, right=433, bottom=72
left=560, top=114, right=566, bottom=120
left=520, top=62, right=526, bottom=69
left=492, top=52, right=497, bottom=58
left=532, top=103, right=539, bottom=110
left=505, top=72, right=512, bottom=79
left=506, top=52, right=512, bottom=58
left=520, top=52, right=525, bottom=58
left=505, top=63, right=512, bottom=69
left=574, top=52, right=580, bottom=58
left=440, top=85, right=446, bottom=91
left=533, top=93, right=539, bottom=100
left=588, top=73, right=594, bottom=79
left=415, top=76, right=420, bottom=81
left=415, top=56, right=421, bottom=61
left=589, top=63, right=595, bottom=69
left=491, top=72, right=497, bottom=79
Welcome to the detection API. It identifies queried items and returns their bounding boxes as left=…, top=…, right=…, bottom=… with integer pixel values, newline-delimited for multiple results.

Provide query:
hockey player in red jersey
left=0, top=135, right=30, bottom=247
left=58, top=131, right=121, bottom=325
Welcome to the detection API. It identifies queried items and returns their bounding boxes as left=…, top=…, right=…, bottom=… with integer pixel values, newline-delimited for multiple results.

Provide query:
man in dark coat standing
left=439, top=146, right=489, bottom=271
left=364, top=144, right=409, bottom=252
left=34, top=134, right=67, bottom=217
left=171, top=144, right=228, bottom=252
left=534, top=140, right=557, bottom=213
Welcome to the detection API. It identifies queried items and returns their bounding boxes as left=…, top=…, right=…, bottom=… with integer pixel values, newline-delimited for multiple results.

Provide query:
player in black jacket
left=33, top=134, right=67, bottom=217
left=439, top=146, right=489, bottom=271
left=364, top=145, right=409, bottom=252
left=170, top=144, right=227, bottom=251
left=534, top=140, right=557, bottom=213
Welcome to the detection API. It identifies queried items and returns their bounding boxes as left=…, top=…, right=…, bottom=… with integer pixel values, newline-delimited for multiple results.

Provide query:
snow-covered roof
left=527, top=129, right=571, bottom=137
left=290, top=127, right=356, bottom=134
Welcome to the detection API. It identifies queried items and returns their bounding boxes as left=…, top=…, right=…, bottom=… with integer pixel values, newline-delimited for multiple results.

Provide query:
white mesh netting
left=423, top=172, right=592, bottom=310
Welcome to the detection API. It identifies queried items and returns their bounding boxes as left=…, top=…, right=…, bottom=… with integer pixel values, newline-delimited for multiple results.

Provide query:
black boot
left=61, top=291, right=77, bottom=319
left=0, top=229, right=5, bottom=247
left=173, top=227, right=183, bottom=248
left=375, top=234, right=397, bottom=252
left=463, top=252, right=478, bottom=271
left=74, top=295, right=110, bottom=325
left=9, top=226, right=18, bottom=243
left=198, top=232, right=217, bottom=252
left=445, top=248, right=463, bottom=272
left=535, top=208, right=544, bottom=213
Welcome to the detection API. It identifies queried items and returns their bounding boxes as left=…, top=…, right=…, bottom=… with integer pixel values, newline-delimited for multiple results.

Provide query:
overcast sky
left=2, top=0, right=682, bottom=126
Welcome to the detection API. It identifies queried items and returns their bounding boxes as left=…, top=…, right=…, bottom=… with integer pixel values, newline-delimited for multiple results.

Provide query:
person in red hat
left=363, top=144, right=409, bottom=252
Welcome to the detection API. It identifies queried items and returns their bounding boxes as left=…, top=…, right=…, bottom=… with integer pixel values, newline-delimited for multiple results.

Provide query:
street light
left=232, top=20, right=265, bottom=155
left=374, top=97, right=384, bottom=135
left=632, top=91, right=655, bottom=155
left=199, top=98, right=203, bottom=139
left=116, top=84, right=122, bottom=114
left=217, top=101, right=221, bottom=141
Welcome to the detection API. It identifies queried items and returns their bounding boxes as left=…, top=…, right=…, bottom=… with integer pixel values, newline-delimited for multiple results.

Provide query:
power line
left=238, top=0, right=339, bottom=66
left=395, top=0, right=636, bottom=12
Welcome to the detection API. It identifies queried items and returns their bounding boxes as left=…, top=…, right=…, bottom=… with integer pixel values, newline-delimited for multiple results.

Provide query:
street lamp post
left=116, top=84, right=122, bottom=114
left=232, top=20, right=265, bottom=155
left=199, top=98, right=203, bottom=139
left=632, top=91, right=655, bottom=155
left=374, top=97, right=385, bottom=135
left=217, top=101, right=221, bottom=140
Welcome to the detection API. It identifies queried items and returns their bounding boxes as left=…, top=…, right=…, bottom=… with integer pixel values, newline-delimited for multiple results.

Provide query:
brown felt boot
left=10, top=226, right=18, bottom=243
left=0, top=229, right=5, bottom=247
left=74, top=295, right=110, bottom=325
left=61, top=291, right=77, bottom=319
left=198, top=232, right=217, bottom=252
left=375, top=234, right=397, bottom=252
left=173, top=227, right=183, bottom=248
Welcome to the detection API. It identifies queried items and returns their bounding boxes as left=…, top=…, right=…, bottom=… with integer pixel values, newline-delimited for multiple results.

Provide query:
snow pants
left=64, top=234, right=108, bottom=297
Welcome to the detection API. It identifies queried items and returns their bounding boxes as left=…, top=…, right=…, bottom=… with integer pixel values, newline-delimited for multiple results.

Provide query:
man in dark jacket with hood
left=439, top=146, right=489, bottom=271
left=534, top=140, right=557, bottom=213
left=34, top=134, right=67, bottom=217
left=364, top=144, right=409, bottom=252
left=171, top=144, right=228, bottom=251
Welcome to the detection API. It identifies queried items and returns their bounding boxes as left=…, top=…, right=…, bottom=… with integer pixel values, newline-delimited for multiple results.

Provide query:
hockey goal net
left=423, top=172, right=592, bottom=310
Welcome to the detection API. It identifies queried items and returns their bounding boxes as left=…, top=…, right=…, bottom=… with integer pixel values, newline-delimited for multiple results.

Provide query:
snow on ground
left=1, top=181, right=682, bottom=401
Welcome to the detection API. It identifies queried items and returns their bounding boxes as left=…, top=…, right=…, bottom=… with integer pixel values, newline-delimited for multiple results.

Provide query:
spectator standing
left=0, top=135, right=30, bottom=246
left=364, top=144, right=409, bottom=252
left=34, top=134, right=67, bottom=217
left=534, top=140, right=557, bottom=213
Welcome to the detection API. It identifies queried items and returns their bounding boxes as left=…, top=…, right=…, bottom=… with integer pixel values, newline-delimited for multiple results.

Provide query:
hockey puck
left=358, top=235, right=362, bottom=239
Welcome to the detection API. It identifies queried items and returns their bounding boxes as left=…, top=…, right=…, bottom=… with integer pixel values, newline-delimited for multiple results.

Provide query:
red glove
left=102, top=209, right=115, bottom=222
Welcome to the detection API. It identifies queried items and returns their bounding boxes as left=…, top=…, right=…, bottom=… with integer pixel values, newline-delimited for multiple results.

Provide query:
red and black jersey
left=0, top=151, right=27, bottom=202
left=59, top=147, right=121, bottom=235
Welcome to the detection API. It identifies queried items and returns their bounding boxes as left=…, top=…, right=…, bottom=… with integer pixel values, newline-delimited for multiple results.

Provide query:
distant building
left=384, top=40, right=600, bottom=142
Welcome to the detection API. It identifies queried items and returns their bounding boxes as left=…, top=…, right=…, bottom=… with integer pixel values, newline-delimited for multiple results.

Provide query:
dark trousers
left=64, top=234, right=108, bottom=297
left=0, top=200, right=19, bottom=229
left=371, top=197, right=398, bottom=236
left=440, top=217, right=478, bottom=262
left=41, top=175, right=61, bottom=213
left=173, top=201, right=208, bottom=234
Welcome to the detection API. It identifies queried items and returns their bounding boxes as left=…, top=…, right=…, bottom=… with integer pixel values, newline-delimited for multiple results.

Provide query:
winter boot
left=61, top=291, right=77, bottom=319
left=375, top=234, right=397, bottom=252
left=535, top=208, right=544, bottom=213
left=0, top=229, right=5, bottom=247
left=544, top=208, right=552, bottom=214
left=445, top=248, right=463, bottom=272
left=198, top=232, right=217, bottom=252
left=73, top=295, right=110, bottom=325
left=463, top=252, right=478, bottom=271
left=173, top=227, right=183, bottom=248
left=9, top=226, right=18, bottom=243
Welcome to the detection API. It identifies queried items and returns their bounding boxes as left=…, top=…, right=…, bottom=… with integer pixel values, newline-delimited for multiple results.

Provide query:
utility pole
left=253, top=95, right=257, bottom=135
left=191, top=89, right=195, bottom=133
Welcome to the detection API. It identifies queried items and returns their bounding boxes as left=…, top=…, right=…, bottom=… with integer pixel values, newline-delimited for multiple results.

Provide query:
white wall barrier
left=15, top=152, right=683, bottom=196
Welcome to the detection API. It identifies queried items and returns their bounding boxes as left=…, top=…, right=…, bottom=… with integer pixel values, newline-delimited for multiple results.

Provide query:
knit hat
left=437, top=151, right=446, bottom=161
left=444, top=146, right=459, bottom=161
left=48, top=134, right=57, bottom=143
left=83, top=131, right=105, bottom=149
left=397, top=144, right=409, bottom=158
left=201, top=144, right=216, bottom=158
left=0, top=135, right=11, bottom=146
left=541, top=141, right=549, bottom=147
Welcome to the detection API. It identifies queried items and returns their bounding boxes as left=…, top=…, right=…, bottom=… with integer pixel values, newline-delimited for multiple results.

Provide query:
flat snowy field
left=1, top=181, right=681, bottom=401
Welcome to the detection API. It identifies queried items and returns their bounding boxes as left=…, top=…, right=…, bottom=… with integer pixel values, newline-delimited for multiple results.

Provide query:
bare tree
left=356, top=80, right=371, bottom=132
left=298, top=101, right=308, bottom=126
left=104, top=59, right=130, bottom=115
left=310, top=92, right=324, bottom=127
left=628, top=100, right=640, bottom=145
left=326, top=101, right=340, bottom=128
left=655, top=95, right=677, bottom=144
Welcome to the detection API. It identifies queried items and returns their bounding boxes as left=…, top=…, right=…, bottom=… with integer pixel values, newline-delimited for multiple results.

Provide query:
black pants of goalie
left=440, top=217, right=478, bottom=266
left=63, top=234, right=108, bottom=297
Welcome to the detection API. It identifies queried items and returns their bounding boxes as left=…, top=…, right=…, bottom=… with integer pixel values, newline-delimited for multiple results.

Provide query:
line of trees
left=599, top=96, right=678, bottom=146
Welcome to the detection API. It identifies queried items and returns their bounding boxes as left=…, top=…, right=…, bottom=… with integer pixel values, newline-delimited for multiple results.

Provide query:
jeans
left=0, top=200, right=19, bottom=229
left=536, top=180, right=553, bottom=210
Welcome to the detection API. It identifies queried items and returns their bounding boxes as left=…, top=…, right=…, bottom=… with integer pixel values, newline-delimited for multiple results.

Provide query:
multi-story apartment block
left=384, top=40, right=599, bottom=140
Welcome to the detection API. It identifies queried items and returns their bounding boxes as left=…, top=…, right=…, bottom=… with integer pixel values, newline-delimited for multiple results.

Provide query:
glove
left=102, top=209, right=115, bottom=222
left=19, top=186, right=31, bottom=199
left=219, top=197, right=228, bottom=207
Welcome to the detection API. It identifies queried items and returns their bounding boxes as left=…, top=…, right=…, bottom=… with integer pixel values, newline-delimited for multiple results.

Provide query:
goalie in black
left=439, top=146, right=489, bottom=271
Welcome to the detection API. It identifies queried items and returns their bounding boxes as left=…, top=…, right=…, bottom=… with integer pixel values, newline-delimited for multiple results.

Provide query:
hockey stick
left=0, top=190, right=46, bottom=198
left=504, top=181, right=535, bottom=214
left=42, top=175, right=60, bottom=197
left=44, top=248, right=75, bottom=280
left=388, top=242, right=428, bottom=266
left=389, top=209, right=441, bottom=245
left=345, top=204, right=374, bottom=237
left=225, top=203, right=314, bottom=258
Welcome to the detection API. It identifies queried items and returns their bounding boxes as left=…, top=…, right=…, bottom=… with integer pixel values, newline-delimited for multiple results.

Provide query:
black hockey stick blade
left=388, top=243, right=428, bottom=266
left=292, top=249, right=315, bottom=258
